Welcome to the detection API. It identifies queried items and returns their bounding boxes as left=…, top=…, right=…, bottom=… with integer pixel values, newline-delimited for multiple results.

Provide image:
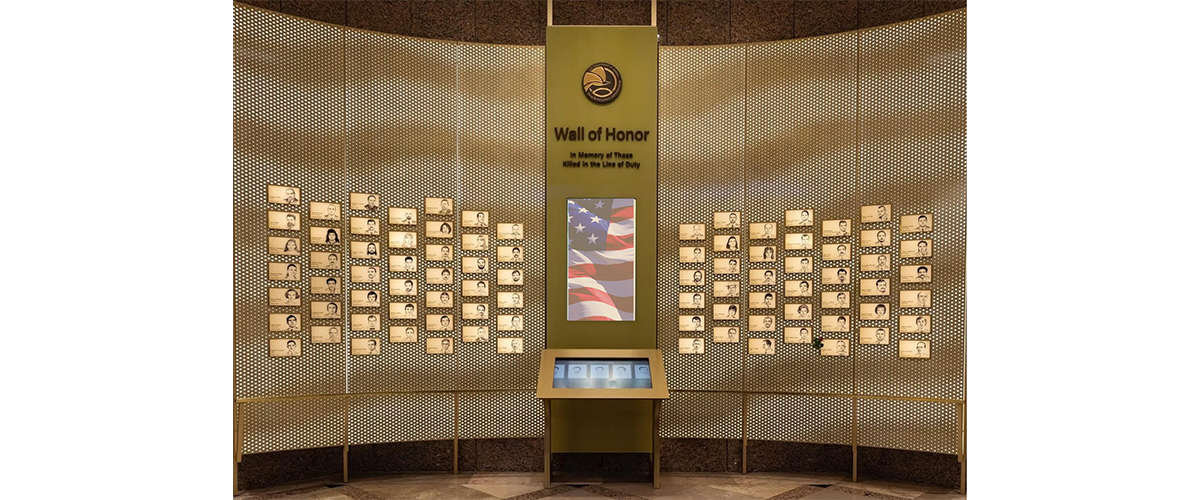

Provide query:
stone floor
left=235, top=472, right=965, bottom=500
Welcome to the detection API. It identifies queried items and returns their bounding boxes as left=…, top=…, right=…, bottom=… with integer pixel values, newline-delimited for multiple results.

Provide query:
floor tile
left=600, top=481, right=693, bottom=499
left=649, top=485, right=762, bottom=500
left=710, top=481, right=803, bottom=499
left=833, top=480, right=929, bottom=499
left=466, top=472, right=544, bottom=485
left=547, top=487, right=607, bottom=498
left=913, top=494, right=966, bottom=500
left=801, top=489, right=885, bottom=500
left=463, top=483, right=546, bottom=498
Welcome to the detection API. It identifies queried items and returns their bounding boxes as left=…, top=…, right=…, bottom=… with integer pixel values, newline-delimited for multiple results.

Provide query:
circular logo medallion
left=582, top=62, right=622, bottom=104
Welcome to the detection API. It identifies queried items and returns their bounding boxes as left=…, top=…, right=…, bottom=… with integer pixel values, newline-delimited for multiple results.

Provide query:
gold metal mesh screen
left=349, top=393, right=455, bottom=445
left=747, top=394, right=853, bottom=445
left=459, top=391, right=545, bottom=439
left=858, top=399, right=958, bottom=454
left=661, top=391, right=742, bottom=439
left=243, top=398, right=346, bottom=454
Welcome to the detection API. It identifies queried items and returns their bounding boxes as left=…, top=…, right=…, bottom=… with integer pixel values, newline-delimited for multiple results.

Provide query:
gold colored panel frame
left=536, top=349, right=670, bottom=400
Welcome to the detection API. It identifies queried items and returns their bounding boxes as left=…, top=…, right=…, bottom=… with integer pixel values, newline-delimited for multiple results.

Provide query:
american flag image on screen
left=568, top=198, right=635, bottom=321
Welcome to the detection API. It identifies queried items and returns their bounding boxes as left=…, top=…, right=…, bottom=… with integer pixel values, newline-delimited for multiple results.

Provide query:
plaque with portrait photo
left=498, top=291, right=523, bottom=308
left=861, top=204, right=892, bottom=223
left=426, top=221, right=454, bottom=239
left=678, top=338, right=705, bottom=354
left=389, top=278, right=418, bottom=296
left=900, top=265, right=932, bottom=283
left=679, top=315, right=705, bottom=332
left=713, top=281, right=739, bottom=297
left=350, top=265, right=381, bottom=283
left=749, top=246, right=777, bottom=263
left=749, top=292, right=777, bottom=309
left=679, top=292, right=705, bottom=309
left=268, top=236, right=302, bottom=256
left=713, top=303, right=740, bottom=320
left=679, top=269, right=706, bottom=286
left=713, top=327, right=739, bottom=343
left=498, top=337, right=524, bottom=354
left=497, top=246, right=524, bottom=263
left=390, top=254, right=418, bottom=273
left=464, top=280, right=490, bottom=297
left=498, top=223, right=524, bottom=240
left=312, top=326, right=341, bottom=344
left=821, top=267, right=852, bottom=286
left=425, top=197, right=454, bottom=216
left=463, top=234, right=489, bottom=251
left=269, top=338, right=302, bottom=358
left=311, top=276, right=340, bottom=294
left=748, top=338, right=776, bottom=354
left=900, top=239, right=932, bottom=258
left=899, top=339, right=931, bottom=358
left=821, top=315, right=851, bottom=332
left=822, top=219, right=852, bottom=237
left=714, top=212, right=741, bottom=229
left=268, top=211, right=300, bottom=231
left=310, top=201, right=340, bottom=221
left=860, top=278, right=890, bottom=296
left=269, top=313, right=302, bottom=332
left=784, top=280, right=812, bottom=297
left=269, top=287, right=303, bottom=307
left=462, top=210, right=489, bottom=228
left=748, top=269, right=776, bottom=286
left=821, top=291, right=852, bottom=309
left=861, top=229, right=892, bottom=248
left=390, top=325, right=418, bottom=343
left=785, top=303, right=813, bottom=320
left=311, top=301, right=342, bottom=319
left=749, top=315, right=776, bottom=332
left=498, top=269, right=523, bottom=286
left=426, top=290, right=455, bottom=309
left=425, top=244, right=454, bottom=262
left=267, top=184, right=301, bottom=206
left=861, top=253, right=891, bottom=272
left=821, top=243, right=852, bottom=261
left=351, top=241, right=382, bottom=259
left=463, top=325, right=490, bottom=343
left=426, top=314, right=454, bottom=331
left=785, top=209, right=815, bottom=227
left=784, top=232, right=814, bottom=250
left=350, top=290, right=381, bottom=308
left=388, top=207, right=416, bottom=226
left=591, top=364, right=610, bottom=380
left=785, top=327, right=812, bottom=344
left=899, top=290, right=932, bottom=308
left=351, top=338, right=381, bottom=356
left=389, top=302, right=417, bottom=320
left=821, top=339, right=850, bottom=356
left=350, top=217, right=381, bottom=236
left=749, top=223, right=777, bottom=240
left=860, top=302, right=890, bottom=320
left=899, top=315, right=931, bottom=333
left=462, top=303, right=488, bottom=320
left=310, top=227, right=341, bottom=245
left=714, top=235, right=741, bottom=252
left=679, top=246, right=705, bottom=263
left=498, top=314, right=524, bottom=332
left=350, top=192, right=381, bottom=212
left=713, top=259, right=740, bottom=275
left=613, top=364, right=632, bottom=379
left=462, top=257, right=489, bottom=274
left=784, top=257, right=812, bottom=273
left=426, top=337, right=454, bottom=354
left=351, top=313, right=382, bottom=332
left=389, top=231, right=417, bottom=249
left=900, top=214, right=933, bottom=234
left=426, top=267, right=454, bottom=284
left=679, top=224, right=706, bottom=241
left=859, top=327, right=890, bottom=345
left=269, top=262, right=302, bottom=281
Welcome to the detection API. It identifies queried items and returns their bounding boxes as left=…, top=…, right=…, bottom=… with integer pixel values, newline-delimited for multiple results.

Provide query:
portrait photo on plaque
left=714, top=211, right=741, bottom=229
left=899, top=290, right=932, bottom=308
left=350, top=217, right=380, bottom=235
left=351, top=338, right=382, bottom=356
left=821, top=291, right=851, bottom=309
left=900, top=239, right=933, bottom=258
left=821, top=315, right=851, bottom=333
left=426, top=244, right=454, bottom=262
left=349, top=192, right=381, bottom=211
left=390, top=325, right=418, bottom=343
left=821, top=339, right=850, bottom=356
left=268, top=287, right=302, bottom=306
left=312, top=325, right=341, bottom=344
left=351, top=313, right=381, bottom=332
left=784, top=280, right=812, bottom=297
left=784, top=327, right=812, bottom=344
left=426, top=221, right=454, bottom=239
left=713, top=303, right=740, bottom=320
left=749, top=246, right=777, bottom=263
left=463, top=325, right=490, bottom=343
left=714, top=235, right=741, bottom=252
left=821, top=243, right=852, bottom=261
left=591, top=364, right=609, bottom=380
left=350, top=290, right=381, bottom=308
left=426, top=314, right=454, bottom=332
left=498, top=314, right=524, bottom=332
left=389, top=302, right=417, bottom=320
left=679, top=246, right=705, bottom=263
left=426, top=290, right=454, bottom=309
left=748, top=269, right=776, bottom=285
left=861, top=253, right=891, bottom=272
left=310, top=201, right=340, bottom=221
left=785, top=209, right=815, bottom=227
left=748, top=338, right=776, bottom=355
left=713, top=259, right=740, bottom=275
left=679, top=315, right=705, bottom=332
left=900, top=213, right=933, bottom=234
left=390, top=254, right=417, bottom=272
left=497, top=246, right=524, bottom=263
left=612, top=364, right=633, bottom=379
left=268, top=211, right=300, bottom=231
left=861, top=204, right=892, bottom=223
left=679, top=292, right=705, bottom=309
left=269, top=313, right=302, bottom=332
left=462, top=210, right=489, bottom=228
left=426, top=267, right=454, bottom=284
left=498, top=337, right=524, bottom=354
left=426, top=337, right=454, bottom=354
left=388, top=207, right=416, bottom=225
left=463, top=234, right=489, bottom=251
left=822, top=219, right=852, bottom=237
left=898, top=339, right=931, bottom=359
left=713, top=280, right=740, bottom=297
left=498, top=269, right=523, bottom=285
left=269, top=338, right=302, bottom=357
left=861, top=302, right=890, bottom=320
left=749, top=292, right=776, bottom=309
left=312, top=276, right=340, bottom=294
left=267, top=184, right=301, bottom=206
left=679, top=269, right=706, bottom=286
left=821, top=267, right=852, bottom=285
left=900, top=265, right=932, bottom=283
left=268, top=236, right=302, bottom=256
left=350, top=241, right=381, bottom=259
left=463, top=303, right=488, bottom=319
left=389, top=231, right=416, bottom=249
left=861, top=229, right=892, bottom=248
left=679, top=338, right=705, bottom=354
left=749, top=315, right=776, bottom=332
left=860, top=278, right=890, bottom=296
left=464, top=280, right=490, bottom=297
left=785, top=303, right=813, bottom=320
left=498, top=291, right=523, bottom=308
left=311, top=301, right=342, bottom=319
left=425, top=197, right=454, bottom=215
left=498, top=223, right=524, bottom=240
left=679, top=224, right=706, bottom=241
left=350, top=265, right=381, bottom=283
left=389, top=278, right=418, bottom=296
left=860, top=327, right=890, bottom=345
left=463, top=257, right=489, bottom=274
left=310, top=227, right=342, bottom=245
left=784, top=257, right=812, bottom=273
left=784, top=232, right=814, bottom=250
left=713, top=327, right=740, bottom=343
left=899, top=315, right=932, bottom=333
left=749, top=223, right=776, bottom=240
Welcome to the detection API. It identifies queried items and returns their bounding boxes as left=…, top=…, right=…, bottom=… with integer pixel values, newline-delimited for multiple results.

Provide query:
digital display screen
left=552, top=357, right=652, bottom=388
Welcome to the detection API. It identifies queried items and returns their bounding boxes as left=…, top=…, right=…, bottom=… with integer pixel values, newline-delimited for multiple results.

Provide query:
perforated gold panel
left=459, top=391, right=544, bottom=439
left=746, top=394, right=853, bottom=445
left=349, top=393, right=455, bottom=445
left=242, top=399, right=345, bottom=454
left=857, top=399, right=958, bottom=455
left=661, top=391, right=742, bottom=439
